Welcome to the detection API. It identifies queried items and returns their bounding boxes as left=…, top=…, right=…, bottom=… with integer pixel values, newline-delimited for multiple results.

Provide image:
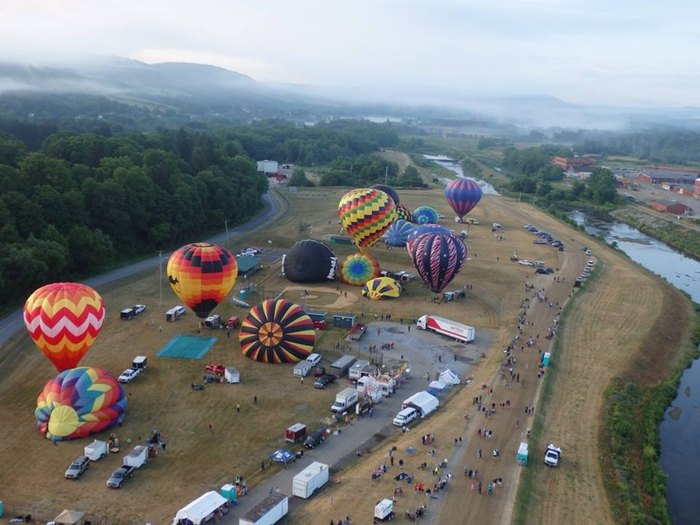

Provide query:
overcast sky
left=1, top=0, right=699, bottom=107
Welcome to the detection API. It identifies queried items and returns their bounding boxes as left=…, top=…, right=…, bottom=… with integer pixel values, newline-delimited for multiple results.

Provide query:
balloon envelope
left=406, top=224, right=452, bottom=253
left=338, top=188, right=396, bottom=251
left=445, top=178, right=483, bottom=219
left=240, top=299, right=315, bottom=363
left=362, top=277, right=402, bottom=300
left=412, top=206, right=439, bottom=225
left=371, top=184, right=400, bottom=205
left=24, top=283, right=105, bottom=372
left=35, top=367, right=127, bottom=440
left=283, top=240, right=337, bottom=283
left=167, top=242, right=238, bottom=318
left=339, top=252, right=381, bottom=286
left=395, top=204, right=413, bottom=223
left=383, top=220, right=416, bottom=247
left=409, top=233, right=467, bottom=293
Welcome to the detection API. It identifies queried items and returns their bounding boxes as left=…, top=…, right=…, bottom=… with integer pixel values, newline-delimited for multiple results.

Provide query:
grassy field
left=0, top=180, right=695, bottom=524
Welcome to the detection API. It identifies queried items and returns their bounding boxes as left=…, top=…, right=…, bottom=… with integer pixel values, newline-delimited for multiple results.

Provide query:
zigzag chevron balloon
left=24, top=283, right=105, bottom=372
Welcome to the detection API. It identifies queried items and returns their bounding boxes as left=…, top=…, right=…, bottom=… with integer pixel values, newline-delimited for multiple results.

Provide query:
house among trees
left=650, top=200, right=693, bottom=215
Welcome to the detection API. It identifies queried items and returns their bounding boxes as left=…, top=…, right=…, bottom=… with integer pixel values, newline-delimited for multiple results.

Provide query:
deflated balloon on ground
left=282, top=240, right=337, bottom=283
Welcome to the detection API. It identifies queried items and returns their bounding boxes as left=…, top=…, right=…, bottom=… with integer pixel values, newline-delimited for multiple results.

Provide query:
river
left=423, top=155, right=499, bottom=195
left=570, top=211, right=700, bottom=524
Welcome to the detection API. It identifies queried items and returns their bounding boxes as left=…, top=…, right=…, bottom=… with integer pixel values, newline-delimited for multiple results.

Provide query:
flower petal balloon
left=24, top=283, right=105, bottom=372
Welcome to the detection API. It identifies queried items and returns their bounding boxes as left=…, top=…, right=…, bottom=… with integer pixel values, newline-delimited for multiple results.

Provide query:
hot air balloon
left=406, top=224, right=452, bottom=253
left=338, top=188, right=396, bottom=252
left=240, top=299, right=315, bottom=364
left=362, top=277, right=402, bottom=300
left=24, top=283, right=105, bottom=372
left=282, top=240, right=337, bottom=283
left=409, top=233, right=467, bottom=293
left=412, top=206, right=439, bottom=225
left=371, top=184, right=400, bottom=205
left=395, top=204, right=413, bottom=223
left=445, top=178, right=483, bottom=219
left=383, top=220, right=416, bottom=248
left=166, top=242, right=238, bottom=318
left=35, top=367, right=127, bottom=441
left=339, top=253, right=381, bottom=286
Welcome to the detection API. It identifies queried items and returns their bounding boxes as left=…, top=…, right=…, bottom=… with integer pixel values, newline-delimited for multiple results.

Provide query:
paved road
left=0, top=192, right=284, bottom=348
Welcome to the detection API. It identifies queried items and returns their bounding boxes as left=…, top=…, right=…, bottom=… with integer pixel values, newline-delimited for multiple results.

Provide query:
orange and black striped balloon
left=166, top=242, right=237, bottom=318
left=239, top=299, right=315, bottom=363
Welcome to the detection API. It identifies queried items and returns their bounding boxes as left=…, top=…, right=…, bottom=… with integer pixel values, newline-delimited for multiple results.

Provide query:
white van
left=165, top=305, right=186, bottom=322
left=393, top=407, right=418, bottom=427
left=306, top=353, right=322, bottom=367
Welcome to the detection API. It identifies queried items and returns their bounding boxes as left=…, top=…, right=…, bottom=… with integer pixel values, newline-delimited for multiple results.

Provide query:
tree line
left=0, top=118, right=397, bottom=306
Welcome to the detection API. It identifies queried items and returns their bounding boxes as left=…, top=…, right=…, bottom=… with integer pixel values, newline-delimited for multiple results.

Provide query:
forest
left=0, top=117, right=399, bottom=306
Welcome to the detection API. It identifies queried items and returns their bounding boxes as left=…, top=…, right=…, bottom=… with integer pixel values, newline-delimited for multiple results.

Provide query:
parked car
left=107, top=466, right=134, bottom=488
left=118, top=368, right=140, bottom=384
left=65, top=455, right=90, bottom=479
left=204, top=314, right=222, bottom=329
left=165, top=305, right=186, bottom=322
left=306, top=353, right=322, bottom=367
left=313, top=374, right=336, bottom=389
left=133, top=304, right=146, bottom=315
left=518, top=260, right=534, bottom=267
left=313, top=320, right=328, bottom=330
left=303, top=427, right=328, bottom=449
left=205, top=364, right=226, bottom=376
left=120, top=304, right=146, bottom=320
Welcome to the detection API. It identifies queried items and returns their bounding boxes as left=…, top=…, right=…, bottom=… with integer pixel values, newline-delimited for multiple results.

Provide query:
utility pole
left=224, top=220, right=230, bottom=245
left=384, top=165, right=388, bottom=185
left=158, top=250, right=163, bottom=307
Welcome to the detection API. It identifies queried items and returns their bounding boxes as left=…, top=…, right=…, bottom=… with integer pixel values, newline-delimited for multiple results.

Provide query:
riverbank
left=611, top=206, right=700, bottom=261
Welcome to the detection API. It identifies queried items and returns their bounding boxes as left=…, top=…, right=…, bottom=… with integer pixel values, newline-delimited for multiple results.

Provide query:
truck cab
left=544, top=444, right=562, bottom=467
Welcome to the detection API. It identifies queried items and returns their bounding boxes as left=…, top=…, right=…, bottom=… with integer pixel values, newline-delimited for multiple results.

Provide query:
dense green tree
left=289, top=168, right=314, bottom=187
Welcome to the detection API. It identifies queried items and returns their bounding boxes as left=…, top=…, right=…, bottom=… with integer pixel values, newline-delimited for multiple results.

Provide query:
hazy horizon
left=1, top=0, right=699, bottom=109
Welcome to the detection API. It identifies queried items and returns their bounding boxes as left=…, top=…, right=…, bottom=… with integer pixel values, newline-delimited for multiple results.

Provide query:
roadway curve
left=0, top=191, right=286, bottom=348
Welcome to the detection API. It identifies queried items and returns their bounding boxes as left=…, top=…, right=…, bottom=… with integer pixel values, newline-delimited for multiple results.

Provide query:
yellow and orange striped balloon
left=24, top=283, right=105, bottom=372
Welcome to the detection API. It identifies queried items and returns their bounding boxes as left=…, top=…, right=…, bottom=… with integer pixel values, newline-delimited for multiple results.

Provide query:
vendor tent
left=439, top=369, right=461, bottom=385
left=428, top=380, right=447, bottom=390
left=173, top=491, right=228, bottom=525
left=52, top=510, right=85, bottom=525
left=270, top=449, right=294, bottom=464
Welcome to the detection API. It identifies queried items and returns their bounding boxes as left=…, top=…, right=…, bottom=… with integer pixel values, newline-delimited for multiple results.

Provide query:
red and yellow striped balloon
left=24, top=283, right=105, bottom=372
left=338, top=188, right=396, bottom=252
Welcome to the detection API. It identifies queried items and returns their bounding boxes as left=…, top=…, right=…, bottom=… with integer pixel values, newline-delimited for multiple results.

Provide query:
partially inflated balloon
left=167, top=242, right=238, bottom=318
left=362, top=277, right=402, bottom=300
left=445, top=178, right=482, bottom=219
left=339, top=252, right=381, bottom=286
left=412, top=206, right=439, bottom=225
left=282, top=240, right=337, bottom=283
left=371, top=184, right=400, bottom=205
left=383, top=220, right=416, bottom=247
left=409, top=233, right=467, bottom=293
left=240, top=299, right=315, bottom=363
left=24, top=283, right=105, bottom=372
left=35, top=367, right=127, bottom=441
left=338, top=188, right=396, bottom=252
left=395, top=204, right=413, bottom=223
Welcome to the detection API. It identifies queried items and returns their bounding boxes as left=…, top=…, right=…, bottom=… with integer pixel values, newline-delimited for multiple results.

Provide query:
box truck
left=402, top=391, right=439, bottom=418
left=416, top=315, right=476, bottom=343
left=239, top=493, right=288, bottom=525
left=331, top=387, right=359, bottom=413
left=292, top=462, right=329, bottom=499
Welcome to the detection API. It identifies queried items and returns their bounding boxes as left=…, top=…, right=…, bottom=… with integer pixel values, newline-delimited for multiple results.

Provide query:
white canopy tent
left=439, top=369, right=461, bottom=385
left=173, top=491, right=228, bottom=525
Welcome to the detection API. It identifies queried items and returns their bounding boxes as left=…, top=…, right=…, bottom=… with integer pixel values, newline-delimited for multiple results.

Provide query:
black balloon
left=282, top=240, right=338, bottom=283
left=371, top=184, right=400, bottom=205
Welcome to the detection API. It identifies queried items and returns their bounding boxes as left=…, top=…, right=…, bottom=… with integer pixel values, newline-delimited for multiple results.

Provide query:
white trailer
left=348, top=359, right=370, bottom=380
left=292, top=462, right=329, bottom=499
left=225, top=367, right=240, bottom=384
left=239, top=493, right=288, bottom=525
left=84, top=439, right=108, bottom=461
left=123, top=445, right=148, bottom=468
left=402, top=391, right=439, bottom=418
left=293, top=360, right=313, bottom=377
left=416, top=314, right=475, bottom=344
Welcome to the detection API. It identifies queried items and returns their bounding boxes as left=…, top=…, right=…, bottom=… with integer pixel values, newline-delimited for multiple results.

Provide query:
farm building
left=650, top=200, right=693, bottom=215
left=256, top=160, right=279, bottom=175
left=638, top=167, right=700, bottom=185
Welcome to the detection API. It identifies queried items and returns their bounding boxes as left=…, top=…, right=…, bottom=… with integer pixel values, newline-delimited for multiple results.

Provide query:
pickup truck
left=205, top=364, right=225, bottom=376
left=65, top=455, right=90, bottom=479
left=106, top=466, right=135, bottom=488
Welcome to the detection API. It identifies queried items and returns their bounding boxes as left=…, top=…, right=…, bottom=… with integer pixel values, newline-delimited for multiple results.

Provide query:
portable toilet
left=333, top=314, right=355, bottom=329
left=542, top=352, right=551, bottom=367
left=239, top=288, right=249, bottom=300
left=220, top=483, right=238, bottom=503
left=517, top=442, right=529, bottom=466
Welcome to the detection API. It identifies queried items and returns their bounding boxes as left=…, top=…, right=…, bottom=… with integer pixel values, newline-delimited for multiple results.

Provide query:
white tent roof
left=439, top=369, right=461, bottom=385
left=53, top=510, right=85, bottom=525
left=428, top=380, right=447, bottom=390
left=174, top=491, right=228, bottom=525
